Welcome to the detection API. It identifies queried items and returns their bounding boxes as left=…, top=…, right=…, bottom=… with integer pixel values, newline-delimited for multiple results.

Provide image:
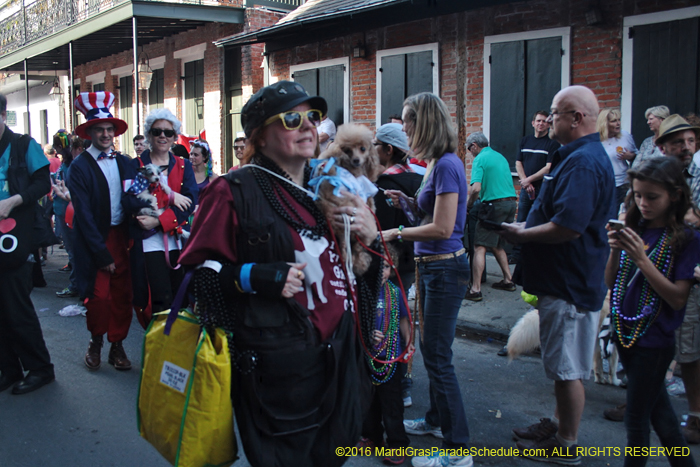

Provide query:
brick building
left=218, top=0, right=700, bottom=179
left=0, top=0, right=294, bottom=172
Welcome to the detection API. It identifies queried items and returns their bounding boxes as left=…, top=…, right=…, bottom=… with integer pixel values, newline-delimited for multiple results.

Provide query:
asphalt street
left=1, top=249, right=698, bottom=467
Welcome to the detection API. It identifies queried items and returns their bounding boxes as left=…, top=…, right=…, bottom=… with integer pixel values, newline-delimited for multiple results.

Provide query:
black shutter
left=184, top=59, right=204, bottom=135
left=319, top=65, right=344, bottom=125
left=381, top=54, right=406, bottom=124
left=148, top=68, right=164, bottom=110
left=406, top=50, right=433, bottom=97
left=490, top=41, right=525, bottom=169
left=119, top=76, right=133, bottom=150
left=294, top=69, right=318, bottom=96
left=525, top=37, right=561, bottom=134
left=631, top=18, right=700, bottom=147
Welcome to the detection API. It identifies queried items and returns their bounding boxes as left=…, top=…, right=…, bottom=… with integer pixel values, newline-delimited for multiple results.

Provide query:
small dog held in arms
left=131, top=163, right=172, bottom=218
left=506, top=292, right=621, bottom=386
left=312, top=123, right=383, bottom=276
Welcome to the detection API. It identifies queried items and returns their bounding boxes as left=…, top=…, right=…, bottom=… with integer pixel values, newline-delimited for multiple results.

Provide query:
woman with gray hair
left=130, top=108, right=198, bottom=323
left=632, top=105, right=670, bottom=169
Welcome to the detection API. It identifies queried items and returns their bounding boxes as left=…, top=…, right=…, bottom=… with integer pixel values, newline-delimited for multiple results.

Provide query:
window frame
left=290, top=57, right=350, bottom=125
left=621, top=6, right=700, bottom=133
left=483, top=27, right=570, bottom=143
left=375, top=42, right=439, bottom=128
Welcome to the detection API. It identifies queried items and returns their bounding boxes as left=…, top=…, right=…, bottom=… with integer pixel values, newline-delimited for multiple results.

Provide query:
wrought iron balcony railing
left=246, top=0, right=302, bottom=11
left=0, top=0, right=230, bottom=56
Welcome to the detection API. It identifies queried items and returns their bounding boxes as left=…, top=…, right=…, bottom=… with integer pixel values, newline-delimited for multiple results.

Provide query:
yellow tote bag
left=137, top=309, right=237, bottom=467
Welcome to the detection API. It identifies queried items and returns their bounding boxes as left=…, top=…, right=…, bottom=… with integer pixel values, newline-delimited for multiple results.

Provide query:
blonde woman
left=382, top=93, right=471, bottom=467
left=598, top=109, right=638, bottom=207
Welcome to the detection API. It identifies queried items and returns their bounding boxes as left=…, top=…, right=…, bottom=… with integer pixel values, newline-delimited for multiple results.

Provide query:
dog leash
left=163, top=232, right=181, bottom=270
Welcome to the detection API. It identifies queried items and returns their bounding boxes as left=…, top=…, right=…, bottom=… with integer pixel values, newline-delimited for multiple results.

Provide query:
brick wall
left=74, top=21, right=241, bottom=167
left=265, top=0, right=699, bottom=179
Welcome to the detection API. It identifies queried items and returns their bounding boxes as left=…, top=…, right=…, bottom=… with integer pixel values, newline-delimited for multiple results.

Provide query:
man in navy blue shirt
left=509, top=111, right=560, bottom=264
left=499, top=86, right=615, bottom=465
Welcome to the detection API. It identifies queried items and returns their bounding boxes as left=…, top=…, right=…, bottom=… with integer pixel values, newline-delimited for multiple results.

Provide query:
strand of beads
left=611, top=229, right=675, bottom=348
left=367, top=281, right=401, bottom=384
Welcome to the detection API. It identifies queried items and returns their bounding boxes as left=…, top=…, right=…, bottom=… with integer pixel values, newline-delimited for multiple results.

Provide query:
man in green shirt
left=465, top=132, right=517, bottom=301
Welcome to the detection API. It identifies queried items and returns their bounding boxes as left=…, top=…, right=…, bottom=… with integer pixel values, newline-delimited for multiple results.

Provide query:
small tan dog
left=315, top=123, right=382, bottom=276
left=506, top=292, right=621, bottom=385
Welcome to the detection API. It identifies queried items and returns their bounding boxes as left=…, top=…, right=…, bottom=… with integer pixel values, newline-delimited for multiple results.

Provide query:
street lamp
left=49, top=68, right=64, bottom=105
left=137, top=52, right=153, bottom=90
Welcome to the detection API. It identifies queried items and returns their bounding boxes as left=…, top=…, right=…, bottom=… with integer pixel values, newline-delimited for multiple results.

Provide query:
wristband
left=168, top=191, right=175, bottom=205
left=240, top=263, right=256, bottom=293
left=397, top=225, right=404, bottom=243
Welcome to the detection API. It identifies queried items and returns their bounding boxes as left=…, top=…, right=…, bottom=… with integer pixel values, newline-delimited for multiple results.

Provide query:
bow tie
left=97, top=151, right=116, bottom=160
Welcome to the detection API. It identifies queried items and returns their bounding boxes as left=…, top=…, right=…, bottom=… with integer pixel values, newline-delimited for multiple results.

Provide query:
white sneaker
left=412, top=453, right=473, bottom=467
left=408, top=284, right=416, bottom=300
left=403, top=418, right=443, bottom=439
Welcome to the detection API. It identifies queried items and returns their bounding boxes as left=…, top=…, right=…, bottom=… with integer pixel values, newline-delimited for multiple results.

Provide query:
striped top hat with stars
left=74, top=91, right=128, bottom=139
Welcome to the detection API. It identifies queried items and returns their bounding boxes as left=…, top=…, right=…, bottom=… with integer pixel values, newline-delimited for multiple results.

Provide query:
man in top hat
left=655, top=114, right=700, bottom=444
left=68, top=91, right=146, bottom=371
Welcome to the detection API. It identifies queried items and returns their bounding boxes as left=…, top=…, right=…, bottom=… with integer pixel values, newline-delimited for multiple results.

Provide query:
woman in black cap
left=179, top=81, right=383, bottom=467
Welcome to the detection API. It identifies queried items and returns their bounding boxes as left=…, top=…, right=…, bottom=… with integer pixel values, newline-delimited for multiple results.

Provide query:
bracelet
left=240, top=263, right=256, bottom=293
left=397, top=225, right=404, bottom=243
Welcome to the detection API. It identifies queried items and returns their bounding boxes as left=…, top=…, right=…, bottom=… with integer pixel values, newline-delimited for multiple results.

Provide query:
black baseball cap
left=241, top=81, right=327, bottom=137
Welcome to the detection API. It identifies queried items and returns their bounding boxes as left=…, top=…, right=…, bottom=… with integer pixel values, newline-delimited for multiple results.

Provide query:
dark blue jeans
left=617, top=343, right=696, bottom=467
left=418, top=253, right=470, bottom=448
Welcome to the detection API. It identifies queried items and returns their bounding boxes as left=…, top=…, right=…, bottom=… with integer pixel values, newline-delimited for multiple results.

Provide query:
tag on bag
left=159, top=361, right=190, bottom=394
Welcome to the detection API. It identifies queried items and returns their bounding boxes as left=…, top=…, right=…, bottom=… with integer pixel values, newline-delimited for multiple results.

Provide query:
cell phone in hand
left=481, top=219, right=504, bottom=231
left=608, top=219, right=625, bottom=231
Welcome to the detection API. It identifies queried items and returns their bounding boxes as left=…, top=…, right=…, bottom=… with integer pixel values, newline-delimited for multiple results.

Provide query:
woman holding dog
left=605, top=157, right=699, bottom=467
left=382, top=93, right=471, bottom=467
left=130, top=108, right=198, bottom=317
left=179, top=81, right=384, bottom=467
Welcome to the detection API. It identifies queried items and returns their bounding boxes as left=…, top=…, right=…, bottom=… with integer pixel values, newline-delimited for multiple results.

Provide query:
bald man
left=498, top=86, right=616, bottom=464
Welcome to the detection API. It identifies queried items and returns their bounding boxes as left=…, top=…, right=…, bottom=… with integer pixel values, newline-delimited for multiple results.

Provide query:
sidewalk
left=457, top=254, right=529, bottom=341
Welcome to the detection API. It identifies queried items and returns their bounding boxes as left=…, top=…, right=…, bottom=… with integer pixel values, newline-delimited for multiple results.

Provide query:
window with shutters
left=39, top=109, right=48, bottom=145
left=376, top=43, right=438, bottom=128
left=484, top=28, right=570, bottom=171
left=224, top=46, right=243, bottom=170
left=149, top=68, right=165, bottom=111
left=119, top=76, right=133, bottom=153
left=622, top=7, right=700, bottom=146
left=184, top=59, right=205, bottom=136
left=291, top=57, right=349, bottom=129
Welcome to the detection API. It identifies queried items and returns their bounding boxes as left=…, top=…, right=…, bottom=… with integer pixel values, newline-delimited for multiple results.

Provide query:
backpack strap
left=7, top=132, right=33, bottom=196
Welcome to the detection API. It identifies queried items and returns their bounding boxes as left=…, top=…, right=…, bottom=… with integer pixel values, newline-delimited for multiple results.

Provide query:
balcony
left=0, top=0, right=245, bottom=71
left=0, top=0, right=232, bottom=56
left=247, top=0, right=302, bottom=10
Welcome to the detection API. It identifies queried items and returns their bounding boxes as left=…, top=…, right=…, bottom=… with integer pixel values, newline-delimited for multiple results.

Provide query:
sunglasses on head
left=149, top=128, right=176, bottom=138
left=264, top=109, right=323, bottom=131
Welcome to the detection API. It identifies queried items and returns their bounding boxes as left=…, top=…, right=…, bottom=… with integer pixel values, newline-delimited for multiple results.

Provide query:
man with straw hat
left=655, top=114, right=700, bottom=444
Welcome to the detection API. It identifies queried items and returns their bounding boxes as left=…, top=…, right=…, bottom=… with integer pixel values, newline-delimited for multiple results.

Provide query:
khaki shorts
left=676, top=284, right=700, bottom=364
left=475, top=200, right=516, bottom=249
left=538, top=295, right=599, bottom=381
